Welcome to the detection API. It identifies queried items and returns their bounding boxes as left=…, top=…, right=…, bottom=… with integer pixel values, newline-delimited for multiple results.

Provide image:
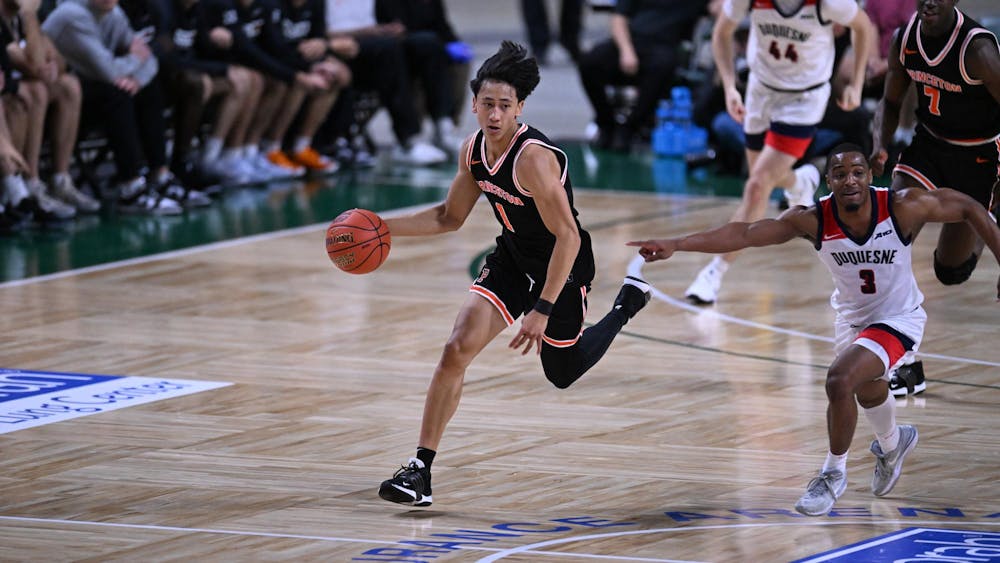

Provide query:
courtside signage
left=792, top=527, right=1000, bottom=562
left=0, top=369, right=231, bottom=434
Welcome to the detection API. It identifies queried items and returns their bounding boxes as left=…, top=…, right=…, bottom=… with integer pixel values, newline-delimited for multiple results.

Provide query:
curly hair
left=469, top=41, right=540, bottom=101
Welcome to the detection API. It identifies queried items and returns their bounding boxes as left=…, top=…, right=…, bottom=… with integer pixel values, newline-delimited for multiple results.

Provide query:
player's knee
left=824, top=368, right=853, bottom=402
left=543, top=367, right=575, bottom=389
left=541, top=348, right=583, bottom=389
left=934, top=251, right=978, bottom=285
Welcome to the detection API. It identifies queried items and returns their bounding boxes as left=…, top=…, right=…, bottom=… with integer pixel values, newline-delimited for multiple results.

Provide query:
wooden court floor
left=0, top=190, right=997, bottom=562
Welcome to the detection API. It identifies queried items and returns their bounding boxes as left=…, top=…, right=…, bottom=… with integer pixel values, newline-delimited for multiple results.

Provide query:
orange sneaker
left=267, top=150, right=305, bottom=173
left=291, top=146, right=338, bottom=172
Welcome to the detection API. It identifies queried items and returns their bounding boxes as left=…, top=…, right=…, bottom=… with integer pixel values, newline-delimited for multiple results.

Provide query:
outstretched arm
left=384, top=135, right=481, bottom=236
left=628, top=207, right=815, bottom=262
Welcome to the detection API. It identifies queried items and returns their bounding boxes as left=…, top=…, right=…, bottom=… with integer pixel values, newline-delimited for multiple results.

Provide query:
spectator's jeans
left=80, top=74, right=167, bottom=180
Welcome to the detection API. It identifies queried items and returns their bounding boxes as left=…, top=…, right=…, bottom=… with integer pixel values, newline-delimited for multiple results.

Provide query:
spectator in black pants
left=578, top=0, right=707, bottom=152
left=376, top=0, right=468, bottom=154
left=324, top=0, right=446, bottom=166
left=520, top=0, right=583, bottom=65
left=42, top=0, right=183, bottom=214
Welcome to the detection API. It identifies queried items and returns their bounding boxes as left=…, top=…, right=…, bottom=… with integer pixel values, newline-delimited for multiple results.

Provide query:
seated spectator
left=42, top=0, right=186, bottom=214
left=138, top=0, right=254, bottom=192
left=1, top=0, right=79, bottom=218
left=264, top=0, right=350, bottom=174
left=1, top=46, right=74, bottom=226
left=578, top=0, right=709, bottom=152
left=221, top=0, right=334, bottom=180
left=198, top=0, right=271, bottom=184
left=375, top=0, right=470, bottom=154
left=324, top=0, right=446, bottom=166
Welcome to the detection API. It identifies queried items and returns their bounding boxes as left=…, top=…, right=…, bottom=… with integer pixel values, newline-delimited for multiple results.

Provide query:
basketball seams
left=326, top=208, right=391, bottom=274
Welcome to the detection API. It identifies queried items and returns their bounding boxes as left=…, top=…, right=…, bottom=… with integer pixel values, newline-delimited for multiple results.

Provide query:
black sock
left=416, top=447, right=436, bottom=469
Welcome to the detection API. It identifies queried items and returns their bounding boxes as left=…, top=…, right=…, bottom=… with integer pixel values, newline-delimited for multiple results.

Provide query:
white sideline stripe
left=0, top=515, right=413, bottom=547
left=627, top=256, right=1000, bottom=368
left=0, top=203, right=434, bottom=290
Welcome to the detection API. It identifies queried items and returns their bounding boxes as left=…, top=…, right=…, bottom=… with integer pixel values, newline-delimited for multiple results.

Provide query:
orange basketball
left=325, top=208, right=391, bottom=274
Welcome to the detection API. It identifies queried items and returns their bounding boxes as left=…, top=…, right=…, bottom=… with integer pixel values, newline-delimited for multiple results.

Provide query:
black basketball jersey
left=467, top=124, right=595, bottom=286
left=898, top=9, right=1000, bottom=145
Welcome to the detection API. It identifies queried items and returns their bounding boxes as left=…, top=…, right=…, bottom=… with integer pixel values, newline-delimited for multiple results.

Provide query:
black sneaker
left=889, top=361, right=926, bottom=397
left=613, top=276, right=652, bottom=322
left=378, top=458, right=432, bottom=506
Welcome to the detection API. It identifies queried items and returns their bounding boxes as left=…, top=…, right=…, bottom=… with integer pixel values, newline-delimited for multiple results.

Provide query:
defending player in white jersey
left=684, top=0, right=874, bottom=305
left=628, top=143, right=1000, bottom=517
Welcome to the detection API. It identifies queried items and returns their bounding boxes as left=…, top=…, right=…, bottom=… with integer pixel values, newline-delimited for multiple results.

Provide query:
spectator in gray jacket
left=42, top=0, right=185, bottom=214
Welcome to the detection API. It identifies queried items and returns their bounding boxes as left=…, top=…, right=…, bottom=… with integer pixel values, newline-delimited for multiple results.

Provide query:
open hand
left=508, top=310, right=548, bottom=356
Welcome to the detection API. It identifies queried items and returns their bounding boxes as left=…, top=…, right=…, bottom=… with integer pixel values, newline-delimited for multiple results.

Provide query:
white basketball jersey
left=815, top=188, right=923, bottom=326
left=732, top=0, right=856, bottom=90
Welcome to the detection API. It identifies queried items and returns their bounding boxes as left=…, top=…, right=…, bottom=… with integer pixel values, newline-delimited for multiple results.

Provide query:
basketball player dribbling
left=377, top=41, right=651, bottom=507
left=684, top=0, right=874, bottom=305
left=870, top=0, right=1000, bottom=397
left=629, top=143, right=1000, bottom=517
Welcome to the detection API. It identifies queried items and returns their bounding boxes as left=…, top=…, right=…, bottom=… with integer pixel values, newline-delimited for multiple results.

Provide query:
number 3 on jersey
left=859, top=269, right=876, bottom=294
left=768, top=41, right=799, bottom=62
left=495, top=202, right=515, bottom=232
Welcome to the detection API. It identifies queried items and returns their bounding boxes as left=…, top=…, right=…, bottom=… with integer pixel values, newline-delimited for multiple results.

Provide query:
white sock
left=52, top=171, right=71, bottom=185
left=864, top=395, right=900, bottom=453
left=260, top=140, right=280, bottom=154
left=222, top=147, right=242, bottom=161
left=821, top=450, right=848, bottom=474
left=899, top=350, right=916, bottom=366
left=243, top=145, right=259, bottom=159
left=3, top=175, right=30, bottom=205
left=203, top=137, right=224, bottom=162
left=709, top=256, right=730, bottom=275
left=293, top=137, right=311, bottom=153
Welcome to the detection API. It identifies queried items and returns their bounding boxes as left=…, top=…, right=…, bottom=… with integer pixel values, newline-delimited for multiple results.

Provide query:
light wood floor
left=1, top=191, right=998, bottom=562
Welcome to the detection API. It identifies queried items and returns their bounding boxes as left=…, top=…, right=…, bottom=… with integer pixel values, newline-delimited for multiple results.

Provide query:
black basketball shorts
left=470, top=247, right=589, bottom=348
left=895, top=127, right=999, bottom=208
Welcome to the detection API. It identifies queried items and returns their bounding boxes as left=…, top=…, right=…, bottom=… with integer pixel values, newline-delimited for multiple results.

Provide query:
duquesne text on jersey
left=830, top=249, right=899, bottom=266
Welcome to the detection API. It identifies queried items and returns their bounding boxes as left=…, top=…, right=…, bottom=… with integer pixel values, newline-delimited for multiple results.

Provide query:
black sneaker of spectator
left=153, top=171, right=213, bottom=209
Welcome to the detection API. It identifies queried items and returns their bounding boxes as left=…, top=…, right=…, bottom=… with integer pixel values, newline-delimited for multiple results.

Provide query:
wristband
left=533, top=298, right=554, bottom=316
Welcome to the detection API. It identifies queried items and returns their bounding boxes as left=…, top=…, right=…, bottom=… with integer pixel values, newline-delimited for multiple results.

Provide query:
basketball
left=325, top=208, right=391, bottom=274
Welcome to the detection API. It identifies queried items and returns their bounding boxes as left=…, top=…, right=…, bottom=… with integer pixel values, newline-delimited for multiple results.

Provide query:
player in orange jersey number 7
left=375, top=42, right=652, bottom=507
left=629, top=143, right=1000, bottom=517
left=870, top=0, right=1000, bottom=397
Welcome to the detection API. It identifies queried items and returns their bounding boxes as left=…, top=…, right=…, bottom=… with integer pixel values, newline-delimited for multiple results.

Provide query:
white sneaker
left=685, top=259, right=726, bottom=304
left=209, top=154, right=258, bottom=186
left=784, top=163, right=820, bottom=208
left=795, top=469, right=847, bottom=517
left=392, top=141, right=448, bottom=166
left=251, top=154, right=302, bottom=181
left=25, top=177, right=76, bottom=220
left=432, top=118, right=463, bottom=155
left=51, top=174, right=101, bottom=213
